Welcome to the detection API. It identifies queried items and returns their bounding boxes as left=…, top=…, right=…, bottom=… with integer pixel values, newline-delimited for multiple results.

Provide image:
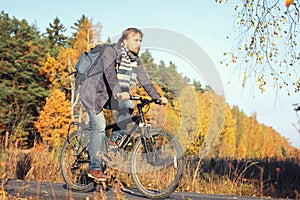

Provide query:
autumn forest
left=0, top=11, right=300, bottom=198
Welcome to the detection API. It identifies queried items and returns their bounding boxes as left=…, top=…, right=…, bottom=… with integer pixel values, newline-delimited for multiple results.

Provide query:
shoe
left=108, top=130, right=126, bottom=148
left=88, top=170, right=108, bottom=182
left=108, top=140, right=119, bottom=148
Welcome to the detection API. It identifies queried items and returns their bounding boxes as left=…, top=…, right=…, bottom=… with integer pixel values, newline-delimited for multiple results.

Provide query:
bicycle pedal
left=107, top=145, right=119, bottom=152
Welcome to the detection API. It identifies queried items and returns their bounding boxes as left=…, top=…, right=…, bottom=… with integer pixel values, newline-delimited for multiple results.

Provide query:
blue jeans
left=109, top=100, right=135, bottom=142
left=113, top=99, right=135, bottom=130
left=87, top=109, right=106, bottom=171
left=87, top=100, right=134, bottom=170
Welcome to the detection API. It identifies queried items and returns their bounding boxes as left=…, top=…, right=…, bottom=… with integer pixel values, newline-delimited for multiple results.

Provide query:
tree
left=293, top=104, right=300, bottom=143
left=176, top=86, right=200, bottom=149
left=140, top=50, right=157, bottom=80
left=140, top=50, right=186, bottom=101
left=68, top=15, right=89, bottom=47
left=68, top=15, right=102, bottom=48
left=46, top=17, right=67, bottom=46
left=0, top=11, right=48, bottom=148
left=35, top=88, right=72, bottom=148
left=214, top=104, right=237, bottom=158
left=231, top=106, right=247, bottom=158
left=41, top=16, right=102, bottom=122
left=218, top=0, right=300, bottom=94
left=45, top=17, right=67, bottom=56
left=193, top=80, right=205, bottom=93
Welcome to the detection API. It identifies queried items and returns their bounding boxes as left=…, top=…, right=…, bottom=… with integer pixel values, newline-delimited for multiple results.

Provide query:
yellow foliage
left=73, top=18, right=96, bottom=55
left=41, top=18, right=99, bottom=92
left=57, top=47, right=77, bottom=89
left=214, top=104, right=237, bottom=157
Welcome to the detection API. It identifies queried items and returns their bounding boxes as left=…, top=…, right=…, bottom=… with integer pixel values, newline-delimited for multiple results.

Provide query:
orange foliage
left=40, top=53, right=60, bottom=87
left=41, top=48, right=76, bottom=89
left=35, top=89, right=72, bottom=147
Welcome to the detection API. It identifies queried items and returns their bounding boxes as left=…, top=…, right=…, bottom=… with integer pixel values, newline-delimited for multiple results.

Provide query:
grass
left=1, top=147, right=300, bottom=199
left=180, top=159, right=258, bottom=197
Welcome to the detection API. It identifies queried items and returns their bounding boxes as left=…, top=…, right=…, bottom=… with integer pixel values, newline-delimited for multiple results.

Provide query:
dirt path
left=2, top=179, right=282, bottom=200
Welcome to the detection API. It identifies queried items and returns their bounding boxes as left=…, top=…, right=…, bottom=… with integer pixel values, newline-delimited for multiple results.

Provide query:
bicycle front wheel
left=60, top=129, right=94, bottom=192
left=130, top=128, right=184, bottom=199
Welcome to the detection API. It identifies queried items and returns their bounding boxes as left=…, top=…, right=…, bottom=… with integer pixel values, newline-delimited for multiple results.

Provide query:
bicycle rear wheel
left=60, top=129, right=94, bottom=192
left=130, top=128, right=184, bottom=199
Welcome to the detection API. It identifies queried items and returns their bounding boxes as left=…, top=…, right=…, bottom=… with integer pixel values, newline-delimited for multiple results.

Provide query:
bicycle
left=60, top=96, right=184, bottom=199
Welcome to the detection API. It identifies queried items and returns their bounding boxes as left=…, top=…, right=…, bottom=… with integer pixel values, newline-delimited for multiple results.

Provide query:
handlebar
left=130, top=96, right=162, bottom=105
left=115, top=94, right=164, bottom=106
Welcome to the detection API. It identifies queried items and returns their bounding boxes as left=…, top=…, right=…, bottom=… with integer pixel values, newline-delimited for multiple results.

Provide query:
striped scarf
left=117, top=43, right=138, bottom=89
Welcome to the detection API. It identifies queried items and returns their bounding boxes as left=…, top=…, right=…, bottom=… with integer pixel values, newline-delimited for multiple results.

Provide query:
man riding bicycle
left=78, top=27, right=168, bottom=181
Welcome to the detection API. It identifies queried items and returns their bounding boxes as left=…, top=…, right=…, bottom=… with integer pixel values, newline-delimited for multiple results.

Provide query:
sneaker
left=109, top=130, right=126, bottom=147
left=108, top=141, right=119, bottom=150
left=88, top=170, right=108, bottom=182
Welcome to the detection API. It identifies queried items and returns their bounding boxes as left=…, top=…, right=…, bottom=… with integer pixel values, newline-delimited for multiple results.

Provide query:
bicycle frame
left=105, top=99, right=151, bottom=150
left=67, top=97, right=157, bottom=159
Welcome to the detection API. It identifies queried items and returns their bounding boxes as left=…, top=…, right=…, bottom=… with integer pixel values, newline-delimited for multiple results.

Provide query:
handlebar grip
left=154, top=99, right=162, bottom=104
left=130, top=96, right=142, bottom=100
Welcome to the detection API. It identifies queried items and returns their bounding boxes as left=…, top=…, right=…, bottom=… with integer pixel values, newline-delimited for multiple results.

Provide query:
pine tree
left=45, top=17, right=67, bottom=56
left=46, top=17, right=67, bottom=46
left=68, top=15, right=89, bottom=47
left=0, top=11, right=48, bottom=148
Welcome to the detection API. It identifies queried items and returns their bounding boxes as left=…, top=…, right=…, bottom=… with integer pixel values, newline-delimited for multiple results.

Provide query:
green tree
left=0, top=11, right=48, bottom=148
left=140, top=49, right=158, bottom=81
left=45, top=17, right=67, bottom=56
left=193, top=80, right=205, bottom=93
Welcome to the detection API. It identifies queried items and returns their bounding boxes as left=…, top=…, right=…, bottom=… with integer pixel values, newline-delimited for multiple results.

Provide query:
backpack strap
left=112, top=43, right=121, bottom=67
left=86, top=70, right=103, bottom=79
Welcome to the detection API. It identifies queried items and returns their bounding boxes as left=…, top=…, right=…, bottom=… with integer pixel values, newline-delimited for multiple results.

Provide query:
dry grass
left=180, top=160, right=258, bottom=197
left=1, top=147, right=299, bottom=199
left=2, top=146, right=61, bottom=182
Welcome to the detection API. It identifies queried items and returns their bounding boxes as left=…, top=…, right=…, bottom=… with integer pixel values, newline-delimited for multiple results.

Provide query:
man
left=78, top=28, right=167, bottom=181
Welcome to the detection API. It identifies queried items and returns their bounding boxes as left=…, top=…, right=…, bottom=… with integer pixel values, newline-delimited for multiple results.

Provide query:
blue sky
left=2, top=0, right=300, bottom=147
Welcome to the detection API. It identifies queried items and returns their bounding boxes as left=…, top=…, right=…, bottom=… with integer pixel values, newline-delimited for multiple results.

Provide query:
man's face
left=124, top=32, right=142, bottom=55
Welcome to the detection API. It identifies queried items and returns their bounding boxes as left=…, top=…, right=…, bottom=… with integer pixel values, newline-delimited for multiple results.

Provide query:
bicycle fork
left=140, top=126, right=159, bottom=165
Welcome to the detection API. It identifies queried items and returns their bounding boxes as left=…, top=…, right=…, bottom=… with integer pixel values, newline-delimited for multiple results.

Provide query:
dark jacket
left=78, top=43, right=161, bottom=114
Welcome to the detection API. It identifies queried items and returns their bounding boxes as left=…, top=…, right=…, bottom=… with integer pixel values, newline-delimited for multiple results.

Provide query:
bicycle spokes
left=60, top=130, right=94, bottom=192
left=130, top=128, right=184, bottom=199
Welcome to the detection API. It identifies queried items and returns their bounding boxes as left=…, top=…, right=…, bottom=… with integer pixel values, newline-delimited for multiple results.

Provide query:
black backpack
left=73, top=43, right=112, bottom=90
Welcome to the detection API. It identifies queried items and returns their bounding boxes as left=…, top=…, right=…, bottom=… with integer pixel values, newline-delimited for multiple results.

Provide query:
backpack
left=73, top=43, right=112, bottom=90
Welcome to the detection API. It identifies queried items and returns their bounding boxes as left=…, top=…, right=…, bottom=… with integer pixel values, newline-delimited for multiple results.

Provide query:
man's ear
left=123, top=39, right=128, bottom=46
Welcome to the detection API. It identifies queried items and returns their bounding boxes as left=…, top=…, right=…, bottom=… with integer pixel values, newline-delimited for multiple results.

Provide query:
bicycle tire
left=130, top=128, right=184, bottom=199
left=60, top=129, right=94, bottom=192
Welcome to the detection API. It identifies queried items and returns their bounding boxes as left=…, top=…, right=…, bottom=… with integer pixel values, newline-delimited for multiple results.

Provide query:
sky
left=1, top=0, right=300, bottom=148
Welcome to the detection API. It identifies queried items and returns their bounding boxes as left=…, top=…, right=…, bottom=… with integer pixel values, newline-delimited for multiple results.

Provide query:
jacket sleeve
left=136, top=59, right=161, bottom=99
left=101, top=46, right=121, bottom=96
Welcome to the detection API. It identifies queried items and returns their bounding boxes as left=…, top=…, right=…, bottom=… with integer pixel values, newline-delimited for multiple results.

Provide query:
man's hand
left=159, top=96, right=168, bottom=105
left=115, top=92, right=130, bottom=100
